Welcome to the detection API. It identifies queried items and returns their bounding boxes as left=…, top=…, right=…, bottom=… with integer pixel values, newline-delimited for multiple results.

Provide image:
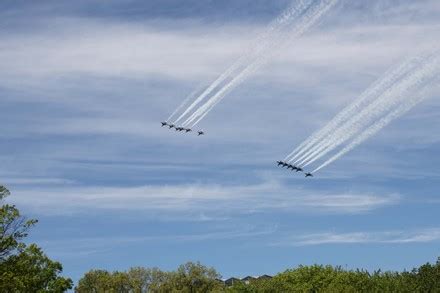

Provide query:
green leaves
left=1, top=186, right=37, bottom=261
left=76, top=262, right=223, bottom=293
left=0, top=185, right=72, bottom=292
left=0, top=244, right=73, bottom=292
left=75, top=259, right=440, bottom=292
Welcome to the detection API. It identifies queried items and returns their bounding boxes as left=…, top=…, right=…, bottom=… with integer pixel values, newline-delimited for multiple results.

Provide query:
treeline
left=76, top=259, right=440, bottom=292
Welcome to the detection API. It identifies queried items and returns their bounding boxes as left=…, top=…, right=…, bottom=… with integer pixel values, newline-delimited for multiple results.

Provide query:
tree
left=0, top=185, right=37, bottom=260
left=0, top=244, right=72, bottom=292
left=0, top=185, right=72, bottom=292
left=127, top=267, right=170, bottom=292
left=413, top=258, right=440, bottom=292
left=170, top=261, right=224, bottom=292
left=75, top=270, right=113, bottom=293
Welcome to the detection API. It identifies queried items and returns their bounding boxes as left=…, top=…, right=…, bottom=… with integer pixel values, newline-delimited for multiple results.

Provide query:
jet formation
left=161, top=121, right=312, bottom=177
left=276, top=161, right=313, bottom=178
left=161, top=122, right=204, bottom=136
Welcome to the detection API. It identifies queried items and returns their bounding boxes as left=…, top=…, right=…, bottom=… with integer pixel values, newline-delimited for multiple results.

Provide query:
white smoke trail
left=312, top=93, right=431, bottom=173
left=172, top=61, right=241, bottom=125
left=182, top=0, right=339, bottom=128
left=291, top=57, right=425, bottom=165
left=183, top=0, right=338, bottom=128
left=181, top=0, right=315, bottom=127
left=297, top=54, right=439, bottom=168
left=172, top=0, right=313, bottom=125
left=285, top=56, right=424, bottom=163
left=167, top=83, right=207, bottom=122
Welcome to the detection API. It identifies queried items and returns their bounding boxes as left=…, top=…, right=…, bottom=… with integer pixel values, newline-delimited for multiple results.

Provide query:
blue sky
left=1, top=0, right=440, bottom=284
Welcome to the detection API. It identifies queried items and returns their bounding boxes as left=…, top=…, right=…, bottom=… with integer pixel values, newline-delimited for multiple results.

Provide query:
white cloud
left=0, top=177, right=75, bottom=185
left=1, top=17, right=439, bottom=85
left=278, top=228, right=440, bottom=246
left=11, top=179, right=400, bottom=216
left=37, top=224, right=277, bottom=258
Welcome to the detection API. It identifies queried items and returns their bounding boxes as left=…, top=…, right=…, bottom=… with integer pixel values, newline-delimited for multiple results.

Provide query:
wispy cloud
left=1, top=18, right=439, bottom=85
left=277, top=228, right=440, bottom=246
left=37, top=224, right=276, bottom=258
left=11, top=179, right=400, bottom=216
left=0, top=177, right=75, bottom=185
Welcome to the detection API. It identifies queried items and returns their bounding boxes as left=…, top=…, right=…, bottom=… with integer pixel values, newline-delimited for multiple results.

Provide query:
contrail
left=172, top=61, right=242, bottom=125
left=171, top=0, right=314, bottom=125
left=312, top=92, right=432, bottom=173
left=182, top=0, right=339, bottom=128
left=292, top=56, right=425, bottom=166
left=299, top=54, right=439, bottom=168
left=167, top=83, right=207, bottom=122
left=285, top=56, right=424, bottom=163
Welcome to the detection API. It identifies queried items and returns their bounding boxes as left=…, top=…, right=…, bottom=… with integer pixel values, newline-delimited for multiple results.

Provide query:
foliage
left=0, top=185, right=73, bottom=292
left=170, top=261, right=223, bottom=292
left=76, top=262, right=223, bottom=293
left=226, top=261, right=440, bottom=293
left=0, top=244, right=72, bottom=292
left=0, top=185, right=37, bottom=260
left=76, top=259, right=440, bottom=292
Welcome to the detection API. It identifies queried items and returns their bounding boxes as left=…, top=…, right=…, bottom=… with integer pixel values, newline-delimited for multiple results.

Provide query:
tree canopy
left=0, top=185, right=73, bottom=292
left=76, top=258, right=440, bottom=292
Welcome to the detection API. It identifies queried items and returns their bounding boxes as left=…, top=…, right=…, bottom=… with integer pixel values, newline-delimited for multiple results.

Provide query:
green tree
left=0, top=244, right=72, bottom=292
left=75, top=269, right=113, bottom=293
left=0, top=185, right=37, bottom=260
left=170, top=261, right=223, bottom=292
left=0, top=185, right=72, bottom=292
left=127, top=267, right=170, bottom=292
left=413, top=258, right=440, bottom=292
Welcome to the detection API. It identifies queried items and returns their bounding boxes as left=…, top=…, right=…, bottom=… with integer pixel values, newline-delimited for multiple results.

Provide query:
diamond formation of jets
left=276, top=161, right=313, bottom=178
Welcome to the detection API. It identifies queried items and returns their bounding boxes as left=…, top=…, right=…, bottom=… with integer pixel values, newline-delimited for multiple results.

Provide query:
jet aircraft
left=287, top=164, right=298, bottom=171
left=161, top=122, right=167, bottom=127
left=168, top=124, right=175, bottom=129
left=185, top=128, right=192, bottom=133
left=296, top=167, right=303, bottom=172
left=198, top=131, right=204, bottom=136
left=277, top=161, right=284, bottom=166
left=305, top=172, right=313, bottom=177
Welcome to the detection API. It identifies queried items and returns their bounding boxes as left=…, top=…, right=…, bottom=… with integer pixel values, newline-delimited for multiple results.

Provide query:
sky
left=1, top=0, right=440, bottom=285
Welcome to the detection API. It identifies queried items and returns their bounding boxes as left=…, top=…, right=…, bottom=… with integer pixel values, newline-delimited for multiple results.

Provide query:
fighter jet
left=282, top=162, right=289, bottom=168
left=198, top=131, right=204, bottom=136
left=287, top=164, right=298, bottom=171
left=185, top=128, right=192, bottom=133
left=168, top=124, right=175, bottom=129
left=277, top=161, right=284, bottom=166
left=176, top=127, right=185, bottom=132
left=161, top=122, right=168, bottom=127
left=296, top=167, right=303, bottom=172
left=305, top=172, right=313, bottom=177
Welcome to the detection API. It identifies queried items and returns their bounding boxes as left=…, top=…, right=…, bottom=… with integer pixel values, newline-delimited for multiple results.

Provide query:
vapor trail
left=285, top=56, right=424, bottom=163
left=312, top=93, right=430, bottom=173
left=172, top=0, right=313, bottom=125
left=167, top=83, right=207, bottom=122
left=172, top=62, right=241, bottom=125
left=299, top=54, right=439, bottom=168
left=291, top=57, right=424, bottom=166
left=182, top=0, right=339, bottom=128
